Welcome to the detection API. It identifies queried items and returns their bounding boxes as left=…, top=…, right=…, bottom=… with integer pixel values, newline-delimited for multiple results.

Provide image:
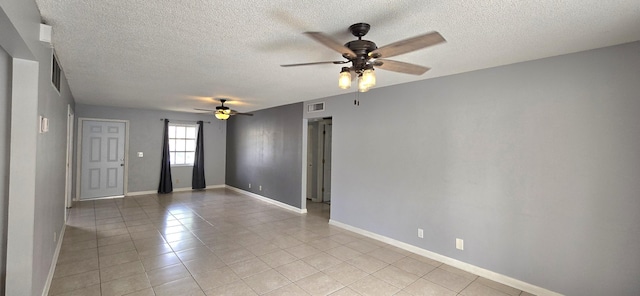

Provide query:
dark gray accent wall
left=303, top=41, right=640, bottom=296
left=75, top=104, right=227, bottom=192
left=0, top=43, right=12, bottom=296
left=226, top=102, right=303, bottom=208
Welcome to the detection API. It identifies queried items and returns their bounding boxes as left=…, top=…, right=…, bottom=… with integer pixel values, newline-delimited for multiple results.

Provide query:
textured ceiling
left=35, top=0, right=640, bottom=113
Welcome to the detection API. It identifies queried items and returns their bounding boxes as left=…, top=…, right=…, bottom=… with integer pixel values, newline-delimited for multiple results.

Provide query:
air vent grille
left=307, top=102, right=325, bottom=113
left=52, top=53, right=61, bottom=92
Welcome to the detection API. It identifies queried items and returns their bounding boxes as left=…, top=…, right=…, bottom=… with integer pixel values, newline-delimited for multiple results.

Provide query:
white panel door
left=80, top=120, right=125, bottom=199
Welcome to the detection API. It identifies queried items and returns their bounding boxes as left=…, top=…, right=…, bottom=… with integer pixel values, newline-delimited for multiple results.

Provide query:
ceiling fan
left=195, top=99, right=253, bottom=120
left=281, top=23, right=446, bottom=92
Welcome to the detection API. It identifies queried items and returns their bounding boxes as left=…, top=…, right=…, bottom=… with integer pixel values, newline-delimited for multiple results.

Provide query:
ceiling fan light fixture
left=358, top=67, right=376, bottom=92
left=358, top=75, right=369, bottom=92
left=362, top=67, right=376, bottom=87
left=283, top=23, right=445, bottom=93
left=215, top=111, right=230, bottom=120
left=338, top=67, right=352, bottom=89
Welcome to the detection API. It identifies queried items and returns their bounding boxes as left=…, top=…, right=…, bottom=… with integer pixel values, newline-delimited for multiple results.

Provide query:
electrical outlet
left=176, top=179, right=180, bottom=184
left=259, top=185, right=262, bottom=191
left=456, top=238, right=464, bottom=250
left=249, top=183, right=251, bottom=188
left=417, top=228, right=424, bottom=238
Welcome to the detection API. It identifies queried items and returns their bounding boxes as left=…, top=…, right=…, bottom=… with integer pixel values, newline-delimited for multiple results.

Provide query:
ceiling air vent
left=307, top=102, right=325, bottom=113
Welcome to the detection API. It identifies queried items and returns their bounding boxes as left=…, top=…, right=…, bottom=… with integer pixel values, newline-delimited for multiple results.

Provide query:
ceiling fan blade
left=281, top=60, right=348, bottom=67
left=369, top=31, right=445, bottom=59
left=375, top=59, right=430, bottom=75
left=194, top=108, right=214, bottom=112
left=303, top=32, right=357, bottom=59
left=230, top=110, right=253, bottom=116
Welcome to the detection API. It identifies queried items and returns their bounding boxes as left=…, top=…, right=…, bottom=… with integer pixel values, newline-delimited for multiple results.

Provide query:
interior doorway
left=306, top=118, right=332, bottom=219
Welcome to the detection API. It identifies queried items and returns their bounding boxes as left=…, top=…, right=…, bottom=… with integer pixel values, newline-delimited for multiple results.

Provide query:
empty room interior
left=1, top=1, right=639, bottom=296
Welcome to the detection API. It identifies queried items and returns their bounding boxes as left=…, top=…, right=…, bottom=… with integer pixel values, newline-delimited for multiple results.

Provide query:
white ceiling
left=35, top=0, right=640, bottom=113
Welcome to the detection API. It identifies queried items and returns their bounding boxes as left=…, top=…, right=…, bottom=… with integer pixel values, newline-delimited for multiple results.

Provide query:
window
left=168, top=123, right=197, bottom=165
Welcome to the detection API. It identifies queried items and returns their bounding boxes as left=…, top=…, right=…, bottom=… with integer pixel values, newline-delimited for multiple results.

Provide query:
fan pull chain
left=354, top=91, right=360, bottom=106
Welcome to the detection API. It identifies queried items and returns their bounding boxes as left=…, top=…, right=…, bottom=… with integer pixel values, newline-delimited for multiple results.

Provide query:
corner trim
left=328, top=219, right=562, bottom=296
left=42, top=224, right=66, bottom=296
left=226, top=186, right=307, bottom=214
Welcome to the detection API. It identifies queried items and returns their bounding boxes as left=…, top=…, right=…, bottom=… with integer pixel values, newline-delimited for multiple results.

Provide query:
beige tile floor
left=50, top=188, right=535, bottom=296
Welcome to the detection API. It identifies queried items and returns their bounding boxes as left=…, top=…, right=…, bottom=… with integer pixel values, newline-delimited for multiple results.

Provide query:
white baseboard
left=205, top=184, right=226, bottom=190
left=328, top=219, right=561, bottom=296
left=42, top=224, right=66, bottom=296
left=126, top=184, right=225, bottom=196
left=226, top=186, right=307, bottom=214
left=125, top=190, right=155, bottom=196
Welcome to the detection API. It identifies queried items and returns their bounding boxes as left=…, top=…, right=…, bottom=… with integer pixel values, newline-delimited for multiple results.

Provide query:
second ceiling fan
left=282, top=23, right=446, bottom=92
left=195, top=99, right=253, bottom=120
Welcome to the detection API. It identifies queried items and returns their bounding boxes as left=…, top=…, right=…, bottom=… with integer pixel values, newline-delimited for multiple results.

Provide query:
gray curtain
left=192, top=121, right=206, bottom=189
left=158, top=119, right=173, bottom=193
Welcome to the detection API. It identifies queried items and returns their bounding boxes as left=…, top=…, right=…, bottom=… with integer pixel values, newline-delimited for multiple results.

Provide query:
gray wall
left=33, top=57, right=74, bottom=296
left=1, top=0, right=76, bottom=294
left=226, top=102, right=303, bottom=208
left=303, top=42, right=640, bottom=296
left=76, top=104, right=226, bottom=193
left=0, top=43, right=12, bottom=296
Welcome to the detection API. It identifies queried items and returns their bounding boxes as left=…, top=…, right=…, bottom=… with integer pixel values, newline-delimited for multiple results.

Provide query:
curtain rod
left=160, top=118, right=211, bottom=124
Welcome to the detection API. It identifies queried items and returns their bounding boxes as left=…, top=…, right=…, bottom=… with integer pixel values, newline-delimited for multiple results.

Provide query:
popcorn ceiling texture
left=35, top=0, right=640, bottom=112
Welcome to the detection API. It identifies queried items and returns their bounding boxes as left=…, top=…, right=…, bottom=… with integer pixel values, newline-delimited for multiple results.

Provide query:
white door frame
left=314, top=119, right=332, bottom=202
left=301, top=118, right=309, bottom=211
left=321, top=120, right=332, bottom=202
left=306, top=122, right=314, bottom=201
left=75, top=117, right=130, bottom=200
left=302, top=117, right=333, bottom=213
left=315, top=121, right=324, bottom=202
left=64, top=105, right=74, bottom=218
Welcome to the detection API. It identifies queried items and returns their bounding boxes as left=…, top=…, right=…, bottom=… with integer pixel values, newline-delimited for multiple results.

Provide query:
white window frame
left=168, top=123, right=198, bottom=166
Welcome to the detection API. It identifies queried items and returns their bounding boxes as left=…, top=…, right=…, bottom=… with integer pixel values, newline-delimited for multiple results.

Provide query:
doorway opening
left=306, top=117, right=332, bottom=219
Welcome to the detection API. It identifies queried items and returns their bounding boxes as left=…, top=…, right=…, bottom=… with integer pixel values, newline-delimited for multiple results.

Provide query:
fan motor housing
left=344, top=40, right=377, bottom=58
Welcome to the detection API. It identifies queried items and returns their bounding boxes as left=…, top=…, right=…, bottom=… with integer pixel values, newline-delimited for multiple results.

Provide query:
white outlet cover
left=417, top=228, right=424, bottom=238
left=456, top=238, right=464, bottom=250
left=138, top=152, right=144, bottom=157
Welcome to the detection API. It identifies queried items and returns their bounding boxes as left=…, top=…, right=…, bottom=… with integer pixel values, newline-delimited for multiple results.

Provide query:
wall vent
left=51, top=53, right=62, bottom=93
left=52, top=53, right=61, bottom=93
left=307, top=102, right=325, bottom=113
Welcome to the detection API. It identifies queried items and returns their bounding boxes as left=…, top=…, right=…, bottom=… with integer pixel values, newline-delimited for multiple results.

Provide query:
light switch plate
left=39, top=116, right=49, bottom=133
left=137, top=152, right=144, bottom=157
